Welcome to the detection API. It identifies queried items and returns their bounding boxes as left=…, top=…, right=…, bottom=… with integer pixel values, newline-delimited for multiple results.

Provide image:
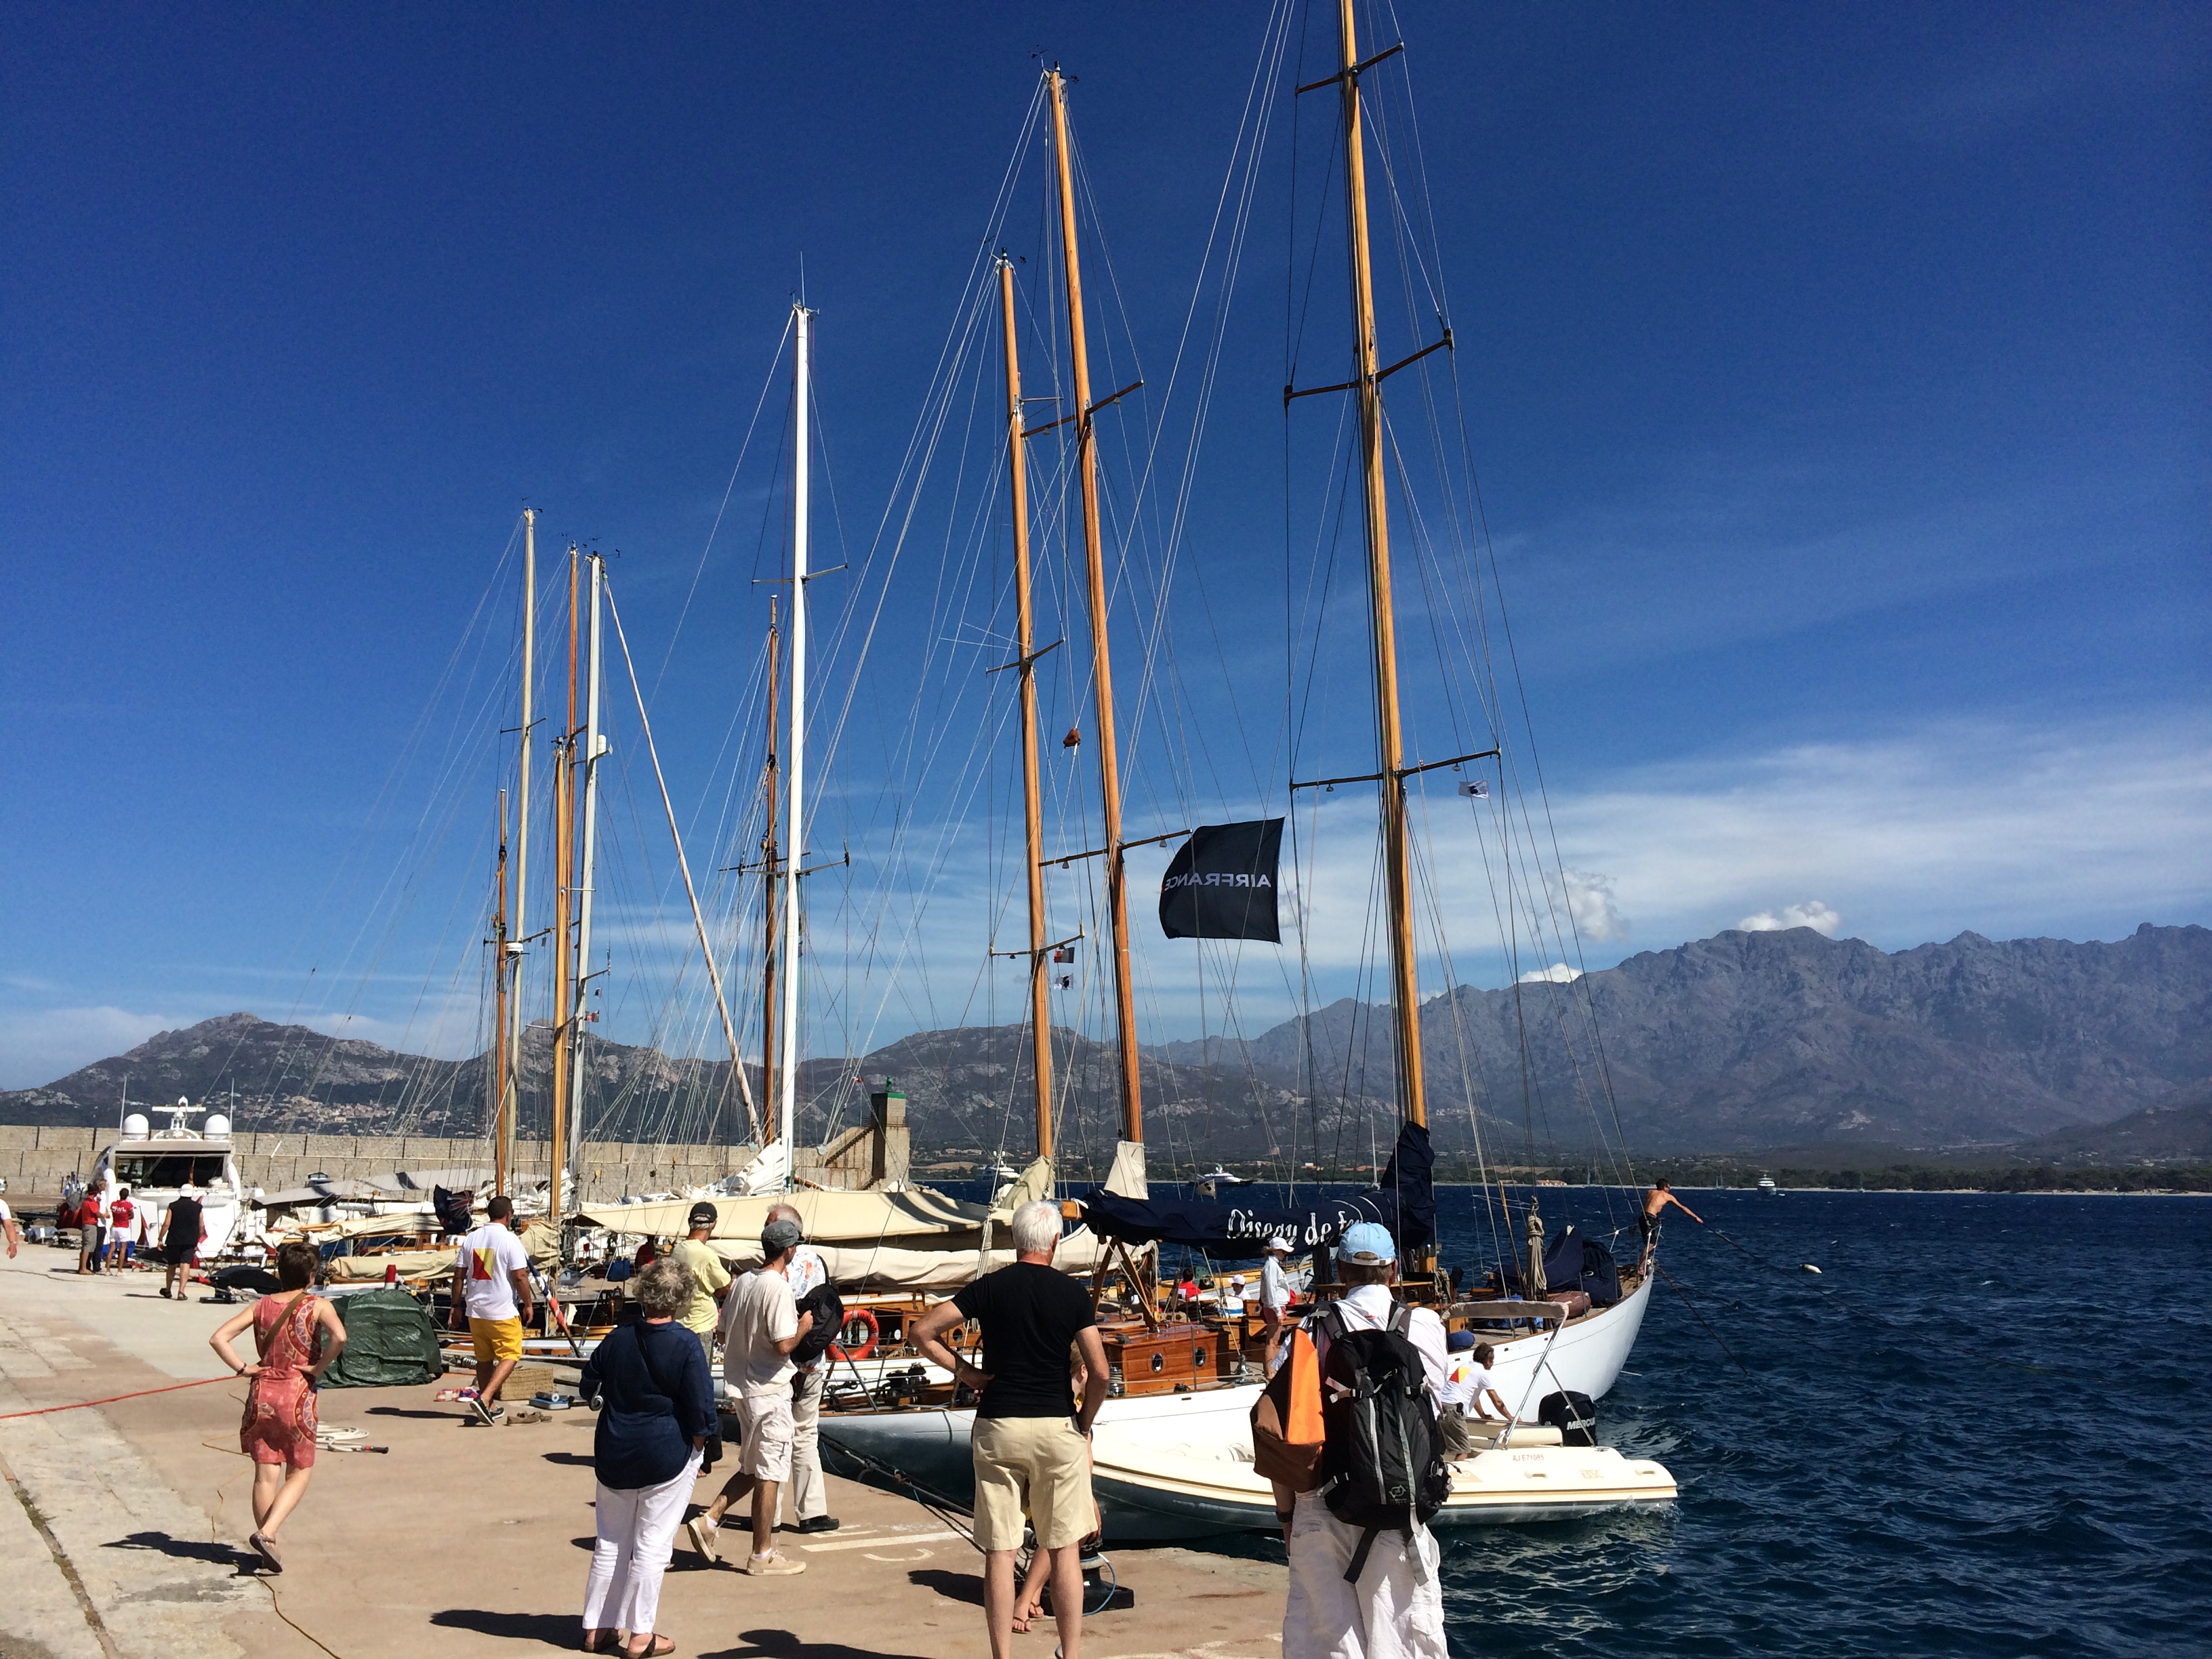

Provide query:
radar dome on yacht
left=122, top=1113, right=150, bottom=1139
left=178, top=1095, right=190, bottom=1106
left=205, top=1113, right=232, bottom=1138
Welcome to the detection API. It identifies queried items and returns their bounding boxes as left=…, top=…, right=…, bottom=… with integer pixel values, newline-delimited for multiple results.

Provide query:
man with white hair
left=912, top=1200, right=1109, bottom=1659
left=764, top=1200, right=838, bottom=1534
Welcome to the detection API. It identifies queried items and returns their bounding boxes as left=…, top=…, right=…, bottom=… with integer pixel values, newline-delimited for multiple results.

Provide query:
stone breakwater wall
left=0, top=1126, right=754, bottom=1208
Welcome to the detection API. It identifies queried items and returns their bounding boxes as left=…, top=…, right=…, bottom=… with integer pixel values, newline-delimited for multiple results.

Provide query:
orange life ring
left=830, top=1307, right=879, bottom=1363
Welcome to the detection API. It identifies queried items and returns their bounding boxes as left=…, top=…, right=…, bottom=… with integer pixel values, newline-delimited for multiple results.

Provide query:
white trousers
left=1282, top=1491, right=1447, bottom=1659
left=789, top=1365, right=826, bottom=1521
left=582, top=1451, right=700, bottom=1637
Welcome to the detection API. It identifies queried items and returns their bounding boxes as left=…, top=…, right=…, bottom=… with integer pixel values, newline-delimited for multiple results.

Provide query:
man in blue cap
left=1280, top=1221, right=1448, bottom=1659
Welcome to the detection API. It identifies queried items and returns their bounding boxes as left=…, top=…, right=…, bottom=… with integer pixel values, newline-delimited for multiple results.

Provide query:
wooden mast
left=491, top=790, right=510, bottom=1197
left=1048, top=67, right=1143, bottom=1153
left=998, top=253, right=1054, bottom=1163
left=1336, top=0, right=1426, bottom=1132
left=760, top=598, right=781, bottom=1143
left=548, top=548, right=579, bottom=1218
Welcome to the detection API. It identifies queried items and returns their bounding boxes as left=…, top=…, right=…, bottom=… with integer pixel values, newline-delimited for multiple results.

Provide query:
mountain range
left=5, top=923, right=2207, bottom=1164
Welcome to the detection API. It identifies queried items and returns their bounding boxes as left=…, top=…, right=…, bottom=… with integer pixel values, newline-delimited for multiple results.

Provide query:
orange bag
left=1249, top=1327, right=1326, bottom=1492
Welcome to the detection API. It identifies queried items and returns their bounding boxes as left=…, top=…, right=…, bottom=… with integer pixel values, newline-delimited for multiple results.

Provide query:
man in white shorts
left=686, top=1217, right=813, bottom=1576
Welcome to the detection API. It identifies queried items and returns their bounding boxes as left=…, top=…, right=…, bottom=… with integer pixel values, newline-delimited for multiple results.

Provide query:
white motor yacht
left=94, top=1099, right=247, bottom=1258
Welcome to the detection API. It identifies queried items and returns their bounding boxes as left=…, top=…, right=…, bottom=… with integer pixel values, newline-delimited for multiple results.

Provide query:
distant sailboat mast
left=503, top=508, right=535, bottom=1198
left=569, top=551, right=608, bottom=1184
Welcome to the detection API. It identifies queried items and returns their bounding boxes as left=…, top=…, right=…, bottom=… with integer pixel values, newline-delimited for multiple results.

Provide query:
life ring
left=830, top=1307, right=879, bottom=1363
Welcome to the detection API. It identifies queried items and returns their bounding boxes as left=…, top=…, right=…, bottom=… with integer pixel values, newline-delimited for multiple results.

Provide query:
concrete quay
left=0, top=1247, right=1288, bottom=1659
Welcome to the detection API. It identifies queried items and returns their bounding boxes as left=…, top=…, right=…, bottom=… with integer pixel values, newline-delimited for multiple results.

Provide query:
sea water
left=1425, top=1188, right=2210, bottom=1657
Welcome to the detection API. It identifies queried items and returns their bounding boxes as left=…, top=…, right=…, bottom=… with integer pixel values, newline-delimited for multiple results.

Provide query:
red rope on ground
left=0, top=1374, right=237, bottom=1421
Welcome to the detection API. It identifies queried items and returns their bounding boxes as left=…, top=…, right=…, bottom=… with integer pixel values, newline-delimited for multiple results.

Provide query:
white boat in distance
left=92, top=1099, right=248, bottom=1258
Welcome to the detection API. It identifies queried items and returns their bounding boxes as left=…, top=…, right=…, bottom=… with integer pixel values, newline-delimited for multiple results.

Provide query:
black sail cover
left=1080, top=1189, right=1385, bottom=1254
left=1159, top=819, right=1284, bottom=941
left=1080, top=1123, right=1437, bottom=1257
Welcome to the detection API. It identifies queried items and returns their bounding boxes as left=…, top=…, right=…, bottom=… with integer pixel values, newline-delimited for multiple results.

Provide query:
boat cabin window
left=110, top=1153, right=230, bottom=1189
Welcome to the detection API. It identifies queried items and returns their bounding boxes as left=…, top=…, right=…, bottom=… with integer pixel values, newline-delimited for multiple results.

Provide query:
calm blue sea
left=1418, top=1188, right=2212, bottom=1658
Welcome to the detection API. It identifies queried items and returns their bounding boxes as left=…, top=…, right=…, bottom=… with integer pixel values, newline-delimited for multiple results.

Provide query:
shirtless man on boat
left=1639, top=1179, right=1702, bottom=1268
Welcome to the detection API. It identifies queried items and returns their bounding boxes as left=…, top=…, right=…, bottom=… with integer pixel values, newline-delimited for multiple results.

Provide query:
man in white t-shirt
left=766, top=1201, right=838, bottom=1535
left=449, top=1195, right=533, bottom=1425
left=686, top=1217, right=815, bottom=1576
left=0, top=1177, right=18, bottom=1258
left=1280, top=1222, right=1447, bottom=1659
left=1258, top=1237, right=1295, bottom=1371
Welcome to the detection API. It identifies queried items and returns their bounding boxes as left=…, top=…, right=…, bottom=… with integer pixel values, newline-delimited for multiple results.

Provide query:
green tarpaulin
left=319, top=1288, right=444, bottom=1388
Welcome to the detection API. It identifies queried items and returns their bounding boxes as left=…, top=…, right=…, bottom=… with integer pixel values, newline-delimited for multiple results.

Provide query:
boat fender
left=831, top=1307, right=879, bottom=1364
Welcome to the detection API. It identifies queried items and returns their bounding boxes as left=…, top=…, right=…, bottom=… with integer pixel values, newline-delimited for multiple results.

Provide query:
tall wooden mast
left=759, top=598, right=781, bottom=1140
left=1048, top=67, right=1143, bottom=1151
left=1336, top=0, right=1426, bottom=1130
left=491, top=790, right=510, bottom=1197
left=998, top=253, right=1054, bottom=1163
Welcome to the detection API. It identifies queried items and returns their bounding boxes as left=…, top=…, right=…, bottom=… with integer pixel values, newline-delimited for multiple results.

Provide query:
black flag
left=1159, top=819, right=1284, bottom=942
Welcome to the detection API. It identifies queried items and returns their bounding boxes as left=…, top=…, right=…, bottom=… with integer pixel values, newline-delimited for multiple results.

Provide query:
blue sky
left=4, top=3, right=2207, bottom=1090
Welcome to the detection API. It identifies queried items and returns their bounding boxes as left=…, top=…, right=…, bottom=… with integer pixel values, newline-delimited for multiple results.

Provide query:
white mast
left=506, top=509, right=534, bottom=1191
left=777, top=303, right=812, bottom=1181
left=567, top=552, right=607, bottom=1174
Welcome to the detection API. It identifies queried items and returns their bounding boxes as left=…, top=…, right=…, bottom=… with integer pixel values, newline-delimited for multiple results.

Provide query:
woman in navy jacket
left=579, top=1257, right=718, bottom=1657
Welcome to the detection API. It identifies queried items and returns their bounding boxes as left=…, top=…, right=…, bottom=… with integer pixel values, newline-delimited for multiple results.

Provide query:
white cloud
left=1563, top=870, right=1630, bottom=942
left=1738, top=901, right=1843, bottom=937
left=1518, top=963, right=1583, bottom=984
left=0, top=1005, right=186, bottom=1090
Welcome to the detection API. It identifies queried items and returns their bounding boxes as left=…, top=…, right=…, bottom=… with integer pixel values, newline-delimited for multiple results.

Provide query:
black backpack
left=789, top=1282, right=845, bottom=1369
left=1317, top=1303, right=1452, bottom=1580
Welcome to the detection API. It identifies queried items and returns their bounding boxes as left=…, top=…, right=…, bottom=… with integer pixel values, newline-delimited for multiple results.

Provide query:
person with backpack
left=1261, top=1221, right=1449, bottom=1659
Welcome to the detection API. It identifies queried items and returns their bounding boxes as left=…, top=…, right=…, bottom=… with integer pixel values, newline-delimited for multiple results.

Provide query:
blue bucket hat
left=1338, top=1222, right=1397, bottom=1266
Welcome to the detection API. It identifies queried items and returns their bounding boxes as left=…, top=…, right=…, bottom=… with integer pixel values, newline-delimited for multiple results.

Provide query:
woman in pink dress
left=209, top=1240, right=348, bottom=1572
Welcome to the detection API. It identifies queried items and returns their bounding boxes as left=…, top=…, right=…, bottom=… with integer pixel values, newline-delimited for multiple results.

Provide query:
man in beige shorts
left=913, top=1200, right=1110, bottom=1659
left=684, top=1217, right=813, bottom=1576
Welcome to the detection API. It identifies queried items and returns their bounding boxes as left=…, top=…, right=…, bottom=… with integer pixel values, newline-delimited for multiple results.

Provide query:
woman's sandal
left=622, top=1637, right=674, bottom=1658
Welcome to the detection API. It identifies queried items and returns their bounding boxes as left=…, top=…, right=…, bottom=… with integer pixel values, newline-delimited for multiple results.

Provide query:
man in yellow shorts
left=912, top=1200, right=1109, bottom=1659
left=450, top=1195, right=535, bottom=1425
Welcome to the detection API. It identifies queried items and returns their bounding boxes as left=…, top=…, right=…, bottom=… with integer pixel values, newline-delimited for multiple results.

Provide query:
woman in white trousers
left=579, top=1259, right=718, bottom=1657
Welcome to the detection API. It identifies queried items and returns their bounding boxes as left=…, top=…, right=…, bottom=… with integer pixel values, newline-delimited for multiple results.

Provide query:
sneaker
left=794, top=1516, right=839, bottom=1534
left=743, top=1551, right=806, bottom=1576
left=468, top=1397, right=501, bottom=1426
left=684, top=1517, right=719, bottom=1563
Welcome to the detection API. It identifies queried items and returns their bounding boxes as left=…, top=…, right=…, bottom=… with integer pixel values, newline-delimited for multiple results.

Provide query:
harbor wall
left=0, top=1126, right=783, bottom=1208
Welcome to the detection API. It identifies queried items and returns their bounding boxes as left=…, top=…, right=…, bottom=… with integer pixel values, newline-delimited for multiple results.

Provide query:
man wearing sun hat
left=1258, top=1235, right=1295, bottom=1370
left=1279, top=1221, right=1448, bottom=1659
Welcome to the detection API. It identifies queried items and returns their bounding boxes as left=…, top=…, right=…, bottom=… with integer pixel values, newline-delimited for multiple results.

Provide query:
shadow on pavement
left=905, top=1567, right=983, bottom=1606
left=104, top=1530, right=250, bottom=1571
left=703, top=1634, right=941, bottom=1659
left=429, top=1609, right=580, bottom=1648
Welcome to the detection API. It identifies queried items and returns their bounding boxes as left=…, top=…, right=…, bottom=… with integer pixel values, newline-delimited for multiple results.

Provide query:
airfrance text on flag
left=1457, top=778, right=1490, bottom=798
left=1159, top=819, right=1284, bottom=943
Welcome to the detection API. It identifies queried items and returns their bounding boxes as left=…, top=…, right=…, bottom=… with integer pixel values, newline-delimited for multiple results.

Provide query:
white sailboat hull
left=821, top=1273, right=1658, bottom=1540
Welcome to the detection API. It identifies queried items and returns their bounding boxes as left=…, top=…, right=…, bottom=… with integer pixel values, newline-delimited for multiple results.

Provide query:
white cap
left=1263, top=1236, right=1293, bottom=1254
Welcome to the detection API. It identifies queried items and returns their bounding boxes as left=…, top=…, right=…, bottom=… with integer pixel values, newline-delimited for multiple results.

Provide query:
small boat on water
left=1759, top=1173, right=1780, bottom=1195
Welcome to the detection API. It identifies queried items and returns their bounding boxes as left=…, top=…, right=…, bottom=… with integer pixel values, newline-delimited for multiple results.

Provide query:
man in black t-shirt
left=160, top=1189, right=207, bottom=1301
left=914, top=1200, right=1109, bottom=1659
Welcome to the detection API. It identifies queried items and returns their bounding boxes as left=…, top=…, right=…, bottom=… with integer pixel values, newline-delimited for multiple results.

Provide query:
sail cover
left=1365, top=1121, right=1436, bottom=1254
left=1159, top=819, right=1284, bottom=941
left=1080, top=1189, right=1384, bottom=1254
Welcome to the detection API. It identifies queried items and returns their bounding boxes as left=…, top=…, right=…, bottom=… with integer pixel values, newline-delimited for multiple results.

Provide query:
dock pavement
left=0, top=1249, right=1287, bottom=1659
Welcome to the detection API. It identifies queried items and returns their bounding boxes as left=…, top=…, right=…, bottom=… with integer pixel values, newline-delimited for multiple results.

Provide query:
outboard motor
left=1538, top=1389, right=1597, bottom=1447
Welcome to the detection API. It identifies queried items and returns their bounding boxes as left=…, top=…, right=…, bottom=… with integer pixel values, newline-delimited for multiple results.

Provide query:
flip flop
left=249, top=1532, right=283, bottom=1572
left=621, top=1637, right=674, bottom=1658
